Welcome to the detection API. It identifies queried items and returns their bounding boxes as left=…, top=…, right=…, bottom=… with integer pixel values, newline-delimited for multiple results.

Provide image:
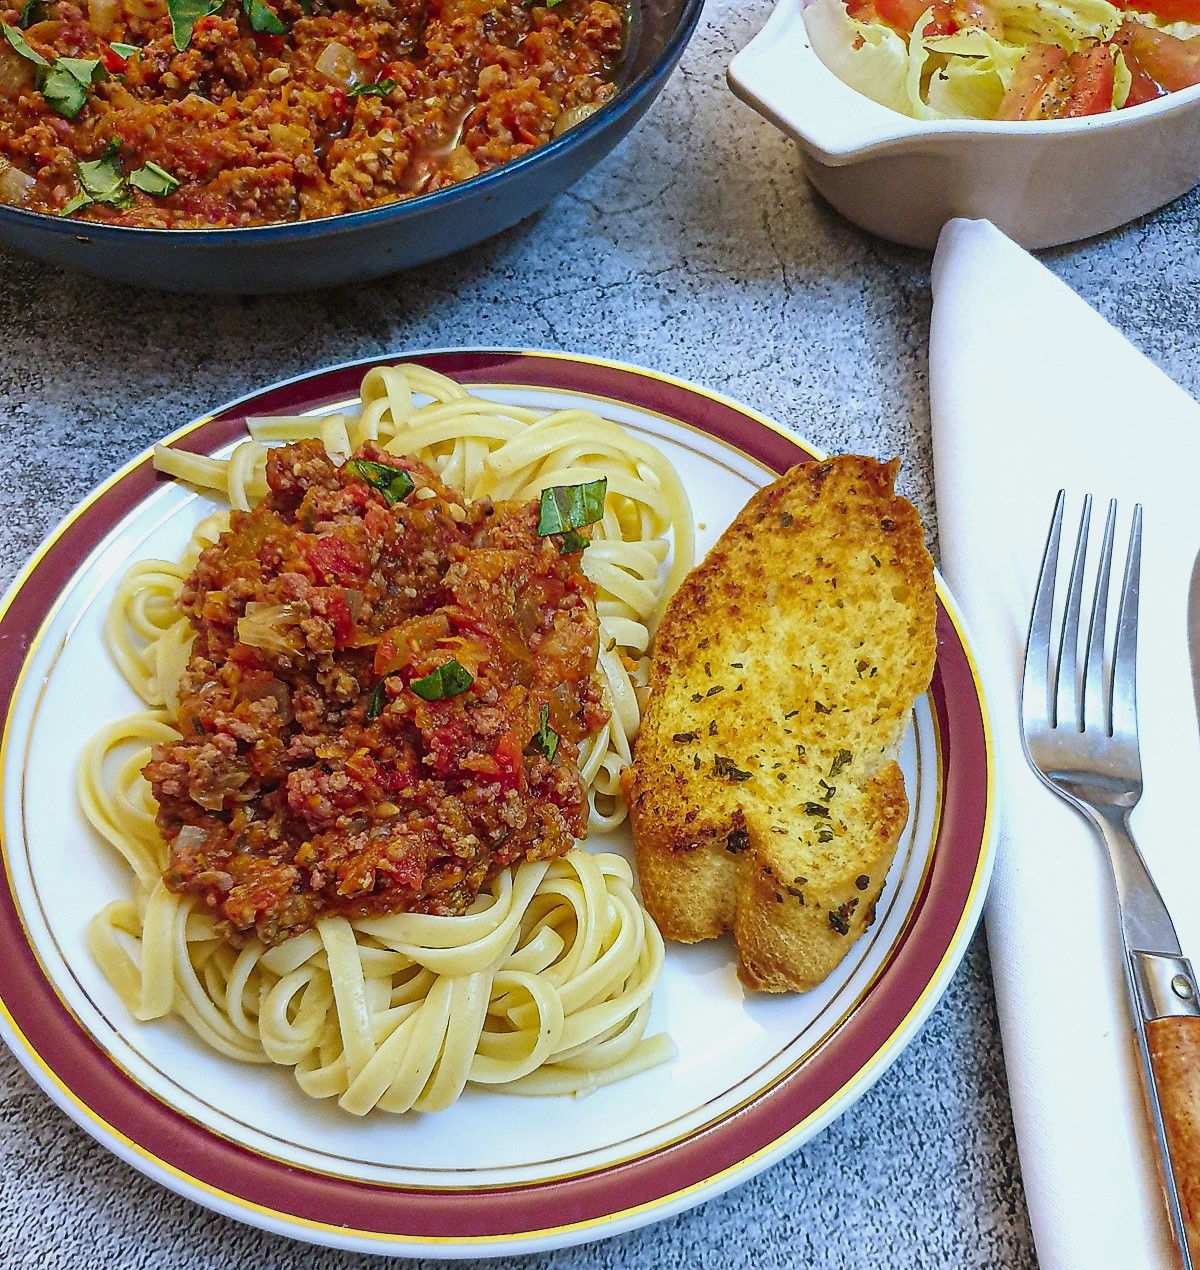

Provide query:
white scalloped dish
left=728, top=0, right=1200, bottom=248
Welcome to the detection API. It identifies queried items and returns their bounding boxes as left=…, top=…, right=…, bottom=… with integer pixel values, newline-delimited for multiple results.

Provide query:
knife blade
left=1188, top=549, right=1200, bottom=733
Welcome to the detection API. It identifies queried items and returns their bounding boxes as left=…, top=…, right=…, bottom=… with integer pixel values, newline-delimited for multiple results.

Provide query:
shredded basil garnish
left=348, top=79, right=395, bottom=98
left=529, top=704, right=559, bottom=762
left=366, top=680, right=387, bottom=721
left=17, top=0, right=45, bottom=27
left=344, top=458, right=415, bottom=506
left=43, top=57, right=105, bottom=118
left=62, top=146, right=131, bottom=215
left=537, top=478, right=606, bottom=543
left=64, top=149, right=180, bottom=214
left=4, top=30, right=110, bottom=121
left=2, top=21, right=48, bottom=66
left=166, top=0, right=222, bottom=52
left=410, top=660, right=473, bottom=702
left=109, top=40, right=140, bottom=57
left=129, top=161, right=180, bottom=196
left=241, top=0, right=285, bottom=34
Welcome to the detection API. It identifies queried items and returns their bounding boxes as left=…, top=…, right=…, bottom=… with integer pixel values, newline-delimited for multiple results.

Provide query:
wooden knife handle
left=1147, top=1015, right=1200, bottom=1263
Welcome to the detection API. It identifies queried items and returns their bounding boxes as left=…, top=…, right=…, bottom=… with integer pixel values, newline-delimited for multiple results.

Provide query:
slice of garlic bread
left=626, top=455, right=936, bottom=992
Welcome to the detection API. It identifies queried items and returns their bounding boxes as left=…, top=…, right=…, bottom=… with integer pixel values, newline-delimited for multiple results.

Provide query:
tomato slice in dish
left=997, top=43, right=1116, bottom=118
left=1115, top=19, right=1200, bottom=93
left=1113, top=0, right=1200, bottom=27
left=997, top=44, right=1069, bottom=118
left=845, top=0, right=999, bottom=34
left=845, top=0, right=929, bottom=30
left=1123, top=56, right=1168, bottom=105
left=1058, top=44, right=1119, bottom=116
left=875, top=0, right=935, bottom=29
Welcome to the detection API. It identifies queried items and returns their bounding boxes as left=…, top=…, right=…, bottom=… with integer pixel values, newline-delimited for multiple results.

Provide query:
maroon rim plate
left=0, top=350, right=994, bottom=1256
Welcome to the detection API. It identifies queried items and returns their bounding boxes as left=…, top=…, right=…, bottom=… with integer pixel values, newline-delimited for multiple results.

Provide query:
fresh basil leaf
left=241, top=0, right=285, bottom=33
left=167, top=0, right=222, bottom=52
left=76, top=150, right=131, bottom=208
left=537, top=478, right=607, bottom=538
left=529, top=704, right=559, bottom=762
left=129, top=160, right=180, bottom=196
left=348, top=79, right=395, bottom=98
left=2, top=21, right=49, bottom=66
left=410, top=660, right=473, bottom=702
left=59, top=192, right=93, bottom=216
left=59, top=56, right=106, bottom=84
left=40, top=58, right=105, bottom=120
left=557, top=528, right=588, bottom=554
left=17, top=0, right=46, bottom=28
left=109, top=41, right=140, bottom=57
left=344, top=458, right=415, bottom=506
left=366, top=680, right=387, bottom=721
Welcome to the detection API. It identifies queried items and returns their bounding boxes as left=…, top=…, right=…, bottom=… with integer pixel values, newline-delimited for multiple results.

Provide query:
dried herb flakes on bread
left=624, top=455, right=937, bottom=993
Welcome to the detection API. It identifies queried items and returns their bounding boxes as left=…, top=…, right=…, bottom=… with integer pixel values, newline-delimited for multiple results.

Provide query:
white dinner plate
left=0, top=350, right=994, bottom=1256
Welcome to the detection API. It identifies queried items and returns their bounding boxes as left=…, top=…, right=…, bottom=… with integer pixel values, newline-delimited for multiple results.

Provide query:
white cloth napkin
left=930, top=218, right=1200, bottom=1270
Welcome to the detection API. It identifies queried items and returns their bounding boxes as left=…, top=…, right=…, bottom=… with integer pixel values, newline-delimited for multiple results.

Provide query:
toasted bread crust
left=627, top=455, right=936, bottom=993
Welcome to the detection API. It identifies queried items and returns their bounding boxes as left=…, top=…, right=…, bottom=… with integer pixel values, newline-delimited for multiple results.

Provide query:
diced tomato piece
left=383, top=751, right=418, bottom=792
left=306, top=532, right=367, bottom=582
left=99, top=44, right=128, bottom=73
left=492, top=731, right=525, bottom=793
left=313, top=587, right=355, bottom=647
left=1115, top=19, right=1200, bottom=93
left=375, top=839, right=425, bottom=889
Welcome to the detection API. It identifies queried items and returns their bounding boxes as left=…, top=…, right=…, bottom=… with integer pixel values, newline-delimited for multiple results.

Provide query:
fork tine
left=1111, top=503, right=1143, bottom=742
left=1056, top=495, right=1093, bottom=732
left=1083, top=500, right=1117, bottom=733
left=1022, top=489, right=1065, bottom=734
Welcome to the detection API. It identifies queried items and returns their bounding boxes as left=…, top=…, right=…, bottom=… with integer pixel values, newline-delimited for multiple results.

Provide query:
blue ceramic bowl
left=0, top=0, right=703, bottom=294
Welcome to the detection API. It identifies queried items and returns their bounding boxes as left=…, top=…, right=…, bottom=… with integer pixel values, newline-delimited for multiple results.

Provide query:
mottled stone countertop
left=3, top=0, right=1199, bottom=1263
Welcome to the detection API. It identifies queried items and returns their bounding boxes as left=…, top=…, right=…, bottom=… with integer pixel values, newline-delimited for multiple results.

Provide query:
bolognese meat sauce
left=0, top=0, right=624, bottom=226
left=144, top=439, right=608, bottom=945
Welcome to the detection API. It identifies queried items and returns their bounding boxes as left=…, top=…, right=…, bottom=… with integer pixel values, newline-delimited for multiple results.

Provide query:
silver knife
left=1189, top=550, right=1200, bottom=729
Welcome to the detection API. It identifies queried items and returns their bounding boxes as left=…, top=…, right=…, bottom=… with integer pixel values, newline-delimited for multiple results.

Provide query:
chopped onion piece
left=123, top=0, right=166, bottom=19
left=552, top=101, right=601, bottom=138
left=173, top=824, right=209, bottom=852
left=0, top=160, right=35, bottom=206
left=0, top=46, right=34, bottom=100
left=88, top=0, right=120, bottom=36
left=315, top=41, right=366, bottom=86
left=237, top=602, right=305, bottom=655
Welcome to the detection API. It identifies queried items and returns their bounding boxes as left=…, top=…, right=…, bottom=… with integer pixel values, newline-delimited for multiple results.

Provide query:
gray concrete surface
left=4, top=0, right=1199, bottom=1263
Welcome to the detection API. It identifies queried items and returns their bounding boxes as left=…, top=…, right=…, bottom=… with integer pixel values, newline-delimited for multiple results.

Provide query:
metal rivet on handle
left=1172, top=974, right=1195, bottom=1001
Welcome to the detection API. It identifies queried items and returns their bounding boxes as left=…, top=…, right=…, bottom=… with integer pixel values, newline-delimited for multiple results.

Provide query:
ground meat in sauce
left=144, top=439, right=608, bottom=945
left=0, top=0, right=624, bottom=226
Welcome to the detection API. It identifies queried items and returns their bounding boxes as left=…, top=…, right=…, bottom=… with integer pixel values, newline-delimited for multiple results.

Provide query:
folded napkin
left=930, top=218, right=1200, bottom=1270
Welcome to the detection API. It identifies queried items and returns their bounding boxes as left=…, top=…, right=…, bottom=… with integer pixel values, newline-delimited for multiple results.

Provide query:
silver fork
left=1022, top=491, right=1200, bottom=1268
